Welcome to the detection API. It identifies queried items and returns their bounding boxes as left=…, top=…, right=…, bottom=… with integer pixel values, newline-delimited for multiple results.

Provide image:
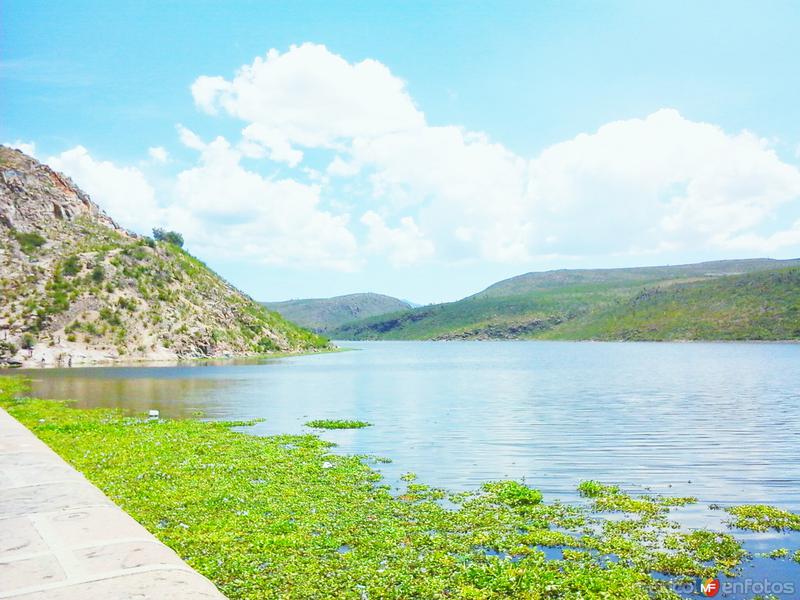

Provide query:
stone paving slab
left=0, top=407, right=227, bottom=599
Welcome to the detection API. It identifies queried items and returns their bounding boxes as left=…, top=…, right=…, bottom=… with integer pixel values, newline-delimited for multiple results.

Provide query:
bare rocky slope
left=0, top=146, right=329, bottom=366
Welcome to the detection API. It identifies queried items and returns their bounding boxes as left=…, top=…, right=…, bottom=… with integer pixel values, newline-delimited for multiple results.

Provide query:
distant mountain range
left=328, top=258, right=800, bottom=341
left=262, top=293, right=411, bottom=333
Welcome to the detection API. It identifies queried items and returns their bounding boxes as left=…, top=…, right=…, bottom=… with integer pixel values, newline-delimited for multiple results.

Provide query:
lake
left=6, top=340, right=800, bottom=596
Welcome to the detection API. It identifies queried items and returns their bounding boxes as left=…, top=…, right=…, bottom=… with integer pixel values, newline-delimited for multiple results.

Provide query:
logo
left=701, top=578, right=720, bottom=597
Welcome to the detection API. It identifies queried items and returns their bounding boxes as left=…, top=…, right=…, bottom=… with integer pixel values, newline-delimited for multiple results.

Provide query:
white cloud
left=172, top=136, right=359, bottom=270
left=32, top=46, right=800, bottom=274
left=351, top=126, right=532, bottom=262
left=718, top=219, right=800, bottom=253
left=47, top=146, right=161, bottom=233
left=525, top=109, right=800, bottom=255
left=176, top=124, right=206, bottom=150
left=241, top=123, right=304, bottom=166
left=360, top=210, right=434, bottom=267
left=148, top=146, right=169, bottom=163
left=327, top=155, right=361, bottom=177
left=191, top=43, right=424, bottom=165
left=6, top=140, right=36, bottom=158
left=192, top=45, right=800, bottom=264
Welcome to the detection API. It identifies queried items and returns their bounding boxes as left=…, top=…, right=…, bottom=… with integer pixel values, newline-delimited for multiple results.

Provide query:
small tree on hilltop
left=152, top=228, right=184, bottom=248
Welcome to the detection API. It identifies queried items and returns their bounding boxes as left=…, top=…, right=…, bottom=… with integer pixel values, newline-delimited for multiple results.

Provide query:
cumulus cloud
left=176, top=124, right=206, bottom=150
left=718, top=219, right=800, bottom=253
left=525, top=109, right=800, bottom=255
left=351, top=109, right=800, bottom=261
left=47, top=146, right=161, bottom=233
left=360, top=211, right=434, bottom=267
left=148, top=146, right=169, bottom=163
left=191, top=43, right=424, bottom=165
left=191, top=44, right=800, bottom=265
left=351, top=126, right=532, bottom=261
left=31, top=45, right=800, bottom=274
left=172, top=136, right=359, bottom=269
left=6, top=140, right=36, bottom=157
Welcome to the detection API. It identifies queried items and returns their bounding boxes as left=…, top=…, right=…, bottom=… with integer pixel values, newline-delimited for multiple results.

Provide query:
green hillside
left=331, top=259, right=800, bottom=341
left=263, top=293, right=410, bottom=333
left=541, top=267, right=800, bottom=341
left=477, top=259, right=800, bottom=297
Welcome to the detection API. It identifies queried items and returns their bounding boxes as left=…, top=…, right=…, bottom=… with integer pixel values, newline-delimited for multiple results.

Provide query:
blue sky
left=3, top=1, right=800, bottom=303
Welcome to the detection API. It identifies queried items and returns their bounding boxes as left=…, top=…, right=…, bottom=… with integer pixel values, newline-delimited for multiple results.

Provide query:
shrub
left=13, top=231, right=46, bottom=254
left=0, top=341, right=18, bottom=357
left=20, top=333, right=35, bottom=349
left=99, top=307, right=122, bottom=326
left=62, top=255, right=81, bottom=276
left=117, top=297, right=137, bottom=311
left=257, top=337, right=279, bottom=352
left=91, top=265, right=105, bottom=283
left=153, top=228, right=184, bottom=248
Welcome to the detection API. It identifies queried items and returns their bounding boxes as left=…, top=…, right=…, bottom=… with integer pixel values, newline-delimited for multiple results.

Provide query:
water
left=5, top=340, right=800, bottom=595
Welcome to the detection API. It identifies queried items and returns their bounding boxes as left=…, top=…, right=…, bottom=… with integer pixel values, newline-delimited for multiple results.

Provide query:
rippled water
left=6, top=340, right=800, bottom=596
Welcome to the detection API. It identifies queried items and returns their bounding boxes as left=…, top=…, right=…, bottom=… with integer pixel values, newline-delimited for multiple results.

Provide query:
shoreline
left=0, top=345, right=346, bottom=370
left=5, top=338, right=797, bottom=370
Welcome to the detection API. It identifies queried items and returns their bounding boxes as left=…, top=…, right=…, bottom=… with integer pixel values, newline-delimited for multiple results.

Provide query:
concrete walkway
left=0, top=408, right=227, bottom=599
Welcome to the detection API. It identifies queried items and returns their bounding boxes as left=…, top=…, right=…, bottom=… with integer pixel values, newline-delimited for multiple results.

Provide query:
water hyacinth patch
left=578, top=480, right=697, bottom=515
left=305, top=419, right=372, bottom=429
left=725, top=504, right=800, bottom=532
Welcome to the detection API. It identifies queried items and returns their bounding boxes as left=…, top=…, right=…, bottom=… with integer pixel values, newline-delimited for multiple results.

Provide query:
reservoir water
left=6, top=340, right=800, bottom=596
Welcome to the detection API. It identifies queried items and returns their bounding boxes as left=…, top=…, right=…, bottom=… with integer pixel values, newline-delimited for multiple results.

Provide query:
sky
left=3, top=1, right=800, bottom=304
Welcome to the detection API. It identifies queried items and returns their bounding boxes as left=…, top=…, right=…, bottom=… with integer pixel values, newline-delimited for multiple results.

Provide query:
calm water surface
left=7, top=340, right=800, bottom=596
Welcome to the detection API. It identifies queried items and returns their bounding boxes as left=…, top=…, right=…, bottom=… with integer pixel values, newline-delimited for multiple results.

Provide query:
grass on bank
left=2, top=376, right=799, bottom=599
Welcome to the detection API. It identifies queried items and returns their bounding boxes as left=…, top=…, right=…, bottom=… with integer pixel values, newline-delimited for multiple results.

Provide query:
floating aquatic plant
left=305, top=419, right=372, bottom=429
left=726, top=504, right=800, bottom=532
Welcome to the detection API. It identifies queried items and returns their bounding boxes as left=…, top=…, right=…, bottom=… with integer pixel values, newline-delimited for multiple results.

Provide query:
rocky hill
left=0, top=146, right=329, bottom=367
left=263, top=293, right=411, bottom=333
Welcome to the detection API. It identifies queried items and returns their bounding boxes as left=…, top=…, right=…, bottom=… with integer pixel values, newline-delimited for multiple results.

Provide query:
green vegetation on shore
left=331, top=259, right=800, bottom=341
left=4, top=376, right=799, bottom=599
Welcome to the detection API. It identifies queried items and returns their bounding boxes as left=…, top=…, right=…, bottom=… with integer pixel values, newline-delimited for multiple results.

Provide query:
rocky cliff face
left=0, top=148, right=120, bottom=233
left=0, top=146, right=329, bottom=366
